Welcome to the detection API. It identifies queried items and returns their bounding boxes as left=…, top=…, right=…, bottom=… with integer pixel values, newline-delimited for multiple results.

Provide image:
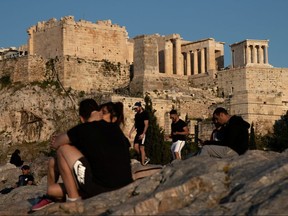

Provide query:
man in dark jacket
left=199, top=107, right=250, bottom=158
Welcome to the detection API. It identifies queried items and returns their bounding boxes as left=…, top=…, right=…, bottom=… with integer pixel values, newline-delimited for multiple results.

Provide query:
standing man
left=129, top=102, right=150, bottom=166
left=199, top=107, right=250, bottom=158
left=169, top=109, right=189, bottom=160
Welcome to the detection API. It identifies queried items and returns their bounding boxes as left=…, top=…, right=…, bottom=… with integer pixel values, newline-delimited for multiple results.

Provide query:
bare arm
left=129, top=125, right=136, bottom=138
left=139, top=120, right=149, bottom=139
left=143, top=120, right=149, bottom=135
left=50, top=133, right=71, bottom=150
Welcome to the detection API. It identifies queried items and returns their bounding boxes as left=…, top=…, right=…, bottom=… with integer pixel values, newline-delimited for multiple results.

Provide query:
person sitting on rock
left=31, top=99, right=133, bottom=211
left=10, top=149, right=24, bottom=167
left=0, top=165, right=34, bottom=194
left=198, top=107, right=250, bottom=158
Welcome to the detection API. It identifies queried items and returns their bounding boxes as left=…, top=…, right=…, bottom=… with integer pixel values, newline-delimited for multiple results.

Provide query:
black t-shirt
left=67, top=120, right=133, bottom=189
left=171, top=119, right=187, bottom=142
left=134, top=110, right=149, bottom=134
left=17, top=174, right=34, bottom=186
left=204, top=115, right=250, bottom=155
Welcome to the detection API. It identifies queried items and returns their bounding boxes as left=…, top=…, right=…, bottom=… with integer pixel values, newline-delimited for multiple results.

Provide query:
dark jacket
left=205, top=115, right=250, bottom=155
left=10, top=153, right=24, bottom=167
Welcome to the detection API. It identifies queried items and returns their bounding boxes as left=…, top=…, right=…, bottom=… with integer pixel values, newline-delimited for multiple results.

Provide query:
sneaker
left=31, top=197, right=54, bottom=211
left=143, top=157, right=150, bottom=166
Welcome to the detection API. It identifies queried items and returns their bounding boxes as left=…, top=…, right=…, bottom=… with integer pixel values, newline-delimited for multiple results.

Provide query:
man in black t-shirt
left=129, top=102, right=150, bottom=166
left=169, top=109, right=189, bottom=160
left=198, top=107, right=250, bottom=158
left=0, top=165, right=34, bottom=194
left=31, top=99, right=132, bottom=211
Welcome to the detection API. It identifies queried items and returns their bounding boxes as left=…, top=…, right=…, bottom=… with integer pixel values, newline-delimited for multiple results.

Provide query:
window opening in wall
left=232, top=50, right=235, bottom=68
left=183, top=53, right=187, bottom=75
left=250, top=46, right=253, bottom=63
left=159, top=50, right=165, bottom=73
left=173, top=41, right=176, bottom=74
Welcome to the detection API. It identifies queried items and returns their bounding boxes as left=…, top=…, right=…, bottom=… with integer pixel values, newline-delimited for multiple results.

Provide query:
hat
left=21, top=165, right=30, bottom=170
left=133, top=102, right=142, bottom=109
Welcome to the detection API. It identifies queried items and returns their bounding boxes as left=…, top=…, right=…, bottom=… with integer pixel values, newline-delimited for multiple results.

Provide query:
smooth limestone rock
left=0, top=150, right=288, bottom=215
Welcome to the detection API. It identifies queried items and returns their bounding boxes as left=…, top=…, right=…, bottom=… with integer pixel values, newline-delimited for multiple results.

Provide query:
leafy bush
left=144, top=94, right=168, bottom=165
left=0, top=75, right=11, bottom=88
left=250, top=113, right=288, bottom=152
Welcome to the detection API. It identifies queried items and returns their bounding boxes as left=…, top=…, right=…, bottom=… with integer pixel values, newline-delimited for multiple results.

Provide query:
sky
left=1, top=0, right=287, bottom=68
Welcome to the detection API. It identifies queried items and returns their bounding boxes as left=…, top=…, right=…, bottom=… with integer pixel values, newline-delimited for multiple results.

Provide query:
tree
left=249, top=123, right=257, bottom=150
left=144, top=94, right=169, bottom=165
left=270, top=112, right=288, bottom=152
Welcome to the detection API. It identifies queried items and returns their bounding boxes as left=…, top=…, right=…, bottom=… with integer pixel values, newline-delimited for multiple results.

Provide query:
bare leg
left=47, top=183, right=65, bottom=200
left=134, top=143, right=140, bottom=154
left=140, top=146, right=146, bottom=165
left=47, top=157, right=59, bottom=187
left=56, top=145, right=83, bottom=199
left=174, top=151, right=181, bottom=160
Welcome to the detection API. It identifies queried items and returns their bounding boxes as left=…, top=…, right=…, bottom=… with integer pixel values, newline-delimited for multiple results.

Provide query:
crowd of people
left=0, top=98, right=250, bottom=212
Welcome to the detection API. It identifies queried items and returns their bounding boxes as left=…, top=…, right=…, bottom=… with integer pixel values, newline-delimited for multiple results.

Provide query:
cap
left=133, top=102, right=141, bottom=109
left=21, top=165, right=30, bottom=170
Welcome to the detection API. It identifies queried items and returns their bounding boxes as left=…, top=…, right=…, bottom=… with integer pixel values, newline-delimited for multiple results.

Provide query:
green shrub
left=0, top=75, right=11, bottom=88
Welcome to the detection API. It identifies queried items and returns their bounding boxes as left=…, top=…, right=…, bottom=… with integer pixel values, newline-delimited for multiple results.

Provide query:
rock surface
left=0, top=150, right=287, bottom=215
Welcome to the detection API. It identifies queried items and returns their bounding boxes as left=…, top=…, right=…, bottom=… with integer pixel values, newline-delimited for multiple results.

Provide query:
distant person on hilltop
left=169, top=109, right=189, bottom=160
left=198, top=107, right=250, bottom=158
left=0, top=165, right=34, bottom=194
left=129, top=102, right=150, bottom=166
left=10, top=149, right=24, bottom=167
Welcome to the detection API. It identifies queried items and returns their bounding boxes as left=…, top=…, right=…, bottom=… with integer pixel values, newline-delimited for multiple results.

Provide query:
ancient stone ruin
left=1, top=15, right=288, bottom=138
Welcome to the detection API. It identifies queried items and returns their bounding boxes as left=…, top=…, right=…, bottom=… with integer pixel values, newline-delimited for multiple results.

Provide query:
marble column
left=164, top=40, right=173, bottom=74
left=264, top=45, right=269, bottom=64
left=201, top=48, right=205, bottom=73
left=175, top=38, right=182, bottom=75
left=193, top=50, right=198, bottom=74
left=253, top=45, right=258, bottom=63
left=259, top=46, right=264, bottom=64
left=186, top=51, right=191, bottom=75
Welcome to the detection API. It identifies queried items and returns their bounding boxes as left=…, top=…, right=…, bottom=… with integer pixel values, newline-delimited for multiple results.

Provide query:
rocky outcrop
left=0, top=150, right=287, bottom=215
left=0, top=83, right=84, bottom=163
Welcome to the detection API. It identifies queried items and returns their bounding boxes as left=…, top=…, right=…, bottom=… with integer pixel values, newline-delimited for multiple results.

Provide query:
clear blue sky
left=1, top=0, right=287, bottom=68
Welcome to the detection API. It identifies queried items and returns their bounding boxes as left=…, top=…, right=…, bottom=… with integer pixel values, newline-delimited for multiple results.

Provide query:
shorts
left=171, top=140, right=185, bottom=153
left=73, top=157, right=110, bottom=199
left=134, top=133, right=146, bottom=146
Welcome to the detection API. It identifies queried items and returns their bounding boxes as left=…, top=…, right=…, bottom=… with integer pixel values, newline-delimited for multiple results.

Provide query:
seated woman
left=10, top=149, right=24, bottom=167
left=32, top=100, right=132, bottom=211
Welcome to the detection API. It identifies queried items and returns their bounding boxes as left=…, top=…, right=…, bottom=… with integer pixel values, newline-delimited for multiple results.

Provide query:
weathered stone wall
left=0, top=57, right=29, bottom=83
left=27, top=56, right=46, bottom=82
left=28, top=18, right=63, bottom=59
left=62, top=56, right=130, bottom=92
left=28, top=16, right=132, bottom=64
left=111, top=90, right=222, bottom=139
left=218, top=66, right=288, bottom=134
left=189, top=73, right=217, bottom=90
left=0, top=56, right=49, bottom=84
